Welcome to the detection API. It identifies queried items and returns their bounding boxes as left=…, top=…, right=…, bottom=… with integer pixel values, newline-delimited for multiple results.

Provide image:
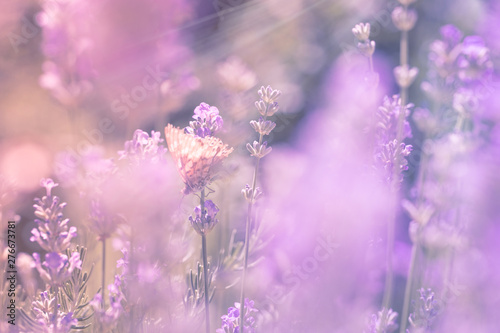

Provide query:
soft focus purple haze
left=0, top=0, right=500, bottom=332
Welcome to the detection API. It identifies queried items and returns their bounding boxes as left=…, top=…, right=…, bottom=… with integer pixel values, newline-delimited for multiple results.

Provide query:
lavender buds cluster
left=352, top=22, right=378, bottom=85
left=26, top=179, right=84, bottom=331
left=239, top=85, right=281, bottom=332
left=217, top=298, right=258, bottom=333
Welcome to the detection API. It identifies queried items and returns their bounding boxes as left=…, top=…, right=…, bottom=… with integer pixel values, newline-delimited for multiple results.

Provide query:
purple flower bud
left=352, top=23, right=371, bottom=42
left=250, top=118, right=276, bottom=136
left=440, top=24, right=463, bottom=48
left=392, top=6, right=418, bottom=31
left=394, top=65, right=419, bottom=88
left=247, top=141, right=272, bottom=159
left=258, top=85, right=281, bottom=104
left=189, top=199, right=219, bottom=235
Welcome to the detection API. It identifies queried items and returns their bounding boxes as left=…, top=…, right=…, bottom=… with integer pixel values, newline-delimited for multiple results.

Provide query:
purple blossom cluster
left=185, top=102, right=224, bottom=138
left=118, top=129, right=167, bottom=164
left=31, top=291, right=78, bottom=333
left=374, top=95, right=413, bottom=185
left=217, top=298, right=258, bottom=333
left=30, top=179, right=77, bottom=253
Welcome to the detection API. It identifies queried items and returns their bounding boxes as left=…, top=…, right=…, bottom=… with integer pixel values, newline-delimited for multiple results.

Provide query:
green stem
left=200, top=188, right=210, bottom=333
left=240, top=109, right=268, bottom=332
left=384, top=5, right=411, bottom=309
left=101, top=238, right=106, bottom=308
left=382, top=207, right=396, bottom=310
left=400, top=243, right=419, bottom=333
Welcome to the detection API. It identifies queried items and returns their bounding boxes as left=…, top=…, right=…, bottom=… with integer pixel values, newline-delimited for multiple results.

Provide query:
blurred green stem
left=200, top=188, right=210, bottom=333
left=240, top=106, right=268, bottom=332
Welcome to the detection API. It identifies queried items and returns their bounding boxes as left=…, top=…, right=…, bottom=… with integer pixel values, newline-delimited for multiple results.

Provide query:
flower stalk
left=240, top=86, right=280, bottom=332
left=200, top=188, right=211, bottom=333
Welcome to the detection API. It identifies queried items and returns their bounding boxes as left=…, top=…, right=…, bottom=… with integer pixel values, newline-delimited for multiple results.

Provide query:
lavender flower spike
left=32, top=252, right=82, bottom=287
left=32, top=291, right=78, bottom=332
left=31, top=178, right=78, bottom=253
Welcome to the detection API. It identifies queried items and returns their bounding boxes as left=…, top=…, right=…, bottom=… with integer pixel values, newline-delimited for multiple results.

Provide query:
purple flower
left=31, top=178, right=78, bottom=253
left=188, top=199, right=219, bottom=235
left=409, top=288, right=440, bottom=329
left=374, top=95, right=413, bottom=185
left=32, top=291, right=78, bottom=333
left=365, top=308, right=398, bottom=333
left=89, top=199, right=121, bottom=240
left=90, top=275, right=124, bottom=331
left=457, top=36, right=493, bottom=84
left=185, top=103, right=224, bottom=138
left=217, top=298, right=258, bottom=333
left=118, top=129, right=167, bottom=164
left=32, top=252, right=82, bottom=287
left=440, top=25, right=463, bottom=48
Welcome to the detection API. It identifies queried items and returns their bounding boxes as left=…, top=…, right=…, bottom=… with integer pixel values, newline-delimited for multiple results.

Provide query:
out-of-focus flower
left=184, top=103, right=224, bottom=138
left=250, top=118, right=276, bottom=136
left=376, top=95, right=413, bottom=143
left=457, top=36, right=493, bottom=84
left=118, top=129, right=167, bottom=164
left=32, top=252, right=82, bottom=287
left=247, top=141, right=273, bottom=159
left=31, top=179, right=78, bottom=253
left=90, top=276, right=124, bottom=332
left=89, top=199, right=122, bottom=241
left=358, top=40, right=376, bottom=57
left=32, top=291, right=78, bottom=333
left=188, top=199, right=219, bottom=235
left=392, top=6, right=418, bottom=32
left=242, top=185, right=263, bottom=203
left=165, top=124, right=233, bottom=194
left=217, top=57, right=257, bottom=93
left=394, top=65, right=419, bottom=89
left=352, top=23, right=371, bottom=42
left=409, top=288, right=440, bottom=329
left=374, top=95, right=413, bottom=185
left=366, top=308, right=398, bottom=333
left=216, top=298, right=258, bottom=333
left=397, top=0, right=417, bottom=5
left=17, top=253, right=37, bottom=297
left=258, top=86, right=282, bottom=105
left=37, top=0, right=95, bottom=106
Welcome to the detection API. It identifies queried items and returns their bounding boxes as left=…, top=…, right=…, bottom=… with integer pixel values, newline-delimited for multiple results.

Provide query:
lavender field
left=1, top=0, right=500, bottom=332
